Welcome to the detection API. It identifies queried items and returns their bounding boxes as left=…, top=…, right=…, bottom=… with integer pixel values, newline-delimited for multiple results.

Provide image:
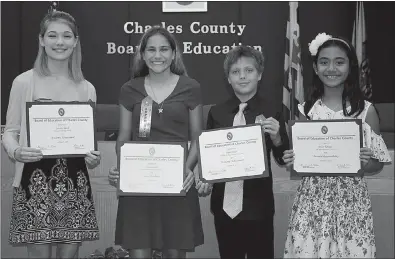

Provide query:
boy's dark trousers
left=214, top=212, right=274, bottom=259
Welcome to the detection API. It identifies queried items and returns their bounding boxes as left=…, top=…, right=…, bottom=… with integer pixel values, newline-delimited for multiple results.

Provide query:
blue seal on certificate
left=321, top=125, right=328, bottom=134
left=227, top=132, right=233, bottom=140
left=58, top=108, right=65, bottom=116
left=149, top=147, right=155, bottom=156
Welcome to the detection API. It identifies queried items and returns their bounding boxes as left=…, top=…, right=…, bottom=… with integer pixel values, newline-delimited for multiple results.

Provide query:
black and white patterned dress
left=284, top=100, right=392, bottom=258
left=9, top=157, right=99, bottom=244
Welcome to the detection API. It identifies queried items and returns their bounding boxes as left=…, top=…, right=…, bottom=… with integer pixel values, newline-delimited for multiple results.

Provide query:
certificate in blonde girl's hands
left=26, top=102, right=96, bottom=157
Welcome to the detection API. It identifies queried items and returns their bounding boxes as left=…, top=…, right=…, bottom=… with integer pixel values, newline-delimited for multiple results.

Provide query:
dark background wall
left=2, top=1, right=395, bottom=124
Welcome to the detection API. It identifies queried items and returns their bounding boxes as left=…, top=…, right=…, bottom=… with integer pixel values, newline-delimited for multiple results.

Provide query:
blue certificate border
left=26, top=101, right=97, bottom=158
left=117, top=141, right=187, bottom=196
left=289, top=119, right=363, bottom=176
left=197, top=124, right=269, bottom=183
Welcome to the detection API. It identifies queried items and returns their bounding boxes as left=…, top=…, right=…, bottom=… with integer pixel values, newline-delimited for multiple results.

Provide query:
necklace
left=322, top=98, right=342, bottom=111
left=146, top=79, right=165, bottom=114
left=321, top=98, right=343, bottom=119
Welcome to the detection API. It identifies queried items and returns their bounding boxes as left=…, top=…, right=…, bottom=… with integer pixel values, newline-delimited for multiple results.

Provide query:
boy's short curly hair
left=223, top=46, right=265, bottom=77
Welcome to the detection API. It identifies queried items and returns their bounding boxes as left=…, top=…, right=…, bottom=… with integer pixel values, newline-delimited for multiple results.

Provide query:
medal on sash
left=139, top=96, right=153, bottom=138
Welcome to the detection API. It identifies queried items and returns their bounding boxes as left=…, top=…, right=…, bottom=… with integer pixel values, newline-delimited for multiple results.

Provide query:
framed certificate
left=26, top=102, right=97, bottom=158
left=289, top=119, right=363, bottom=176
left=197, top=124, right=269, bottom=183
left=118, top=142, right=187, bottom=196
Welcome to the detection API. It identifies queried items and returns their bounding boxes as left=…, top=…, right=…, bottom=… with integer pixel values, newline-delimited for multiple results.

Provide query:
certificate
left=289, top=119, right=363, bottom=176
left=26, top=102, right=96, bottom=157
left=197, top=124, right=269, bottom=183
left=118, top=142, right=186, bottom=196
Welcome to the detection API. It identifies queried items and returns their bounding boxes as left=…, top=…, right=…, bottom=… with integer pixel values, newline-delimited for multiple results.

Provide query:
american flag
left=352, top=1, right=372, bottom=100
left=282, top=1, right=304, bottom=128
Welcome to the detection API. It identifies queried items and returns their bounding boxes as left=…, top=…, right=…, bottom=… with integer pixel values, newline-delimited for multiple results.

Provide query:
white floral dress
left=284, top=99, right=392, bottom=258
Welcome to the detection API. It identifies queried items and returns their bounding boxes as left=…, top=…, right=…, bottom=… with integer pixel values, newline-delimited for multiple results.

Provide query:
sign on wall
left=106, top=21, right=262, bottom=55
left=162, top=1, right=208, bottom=13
